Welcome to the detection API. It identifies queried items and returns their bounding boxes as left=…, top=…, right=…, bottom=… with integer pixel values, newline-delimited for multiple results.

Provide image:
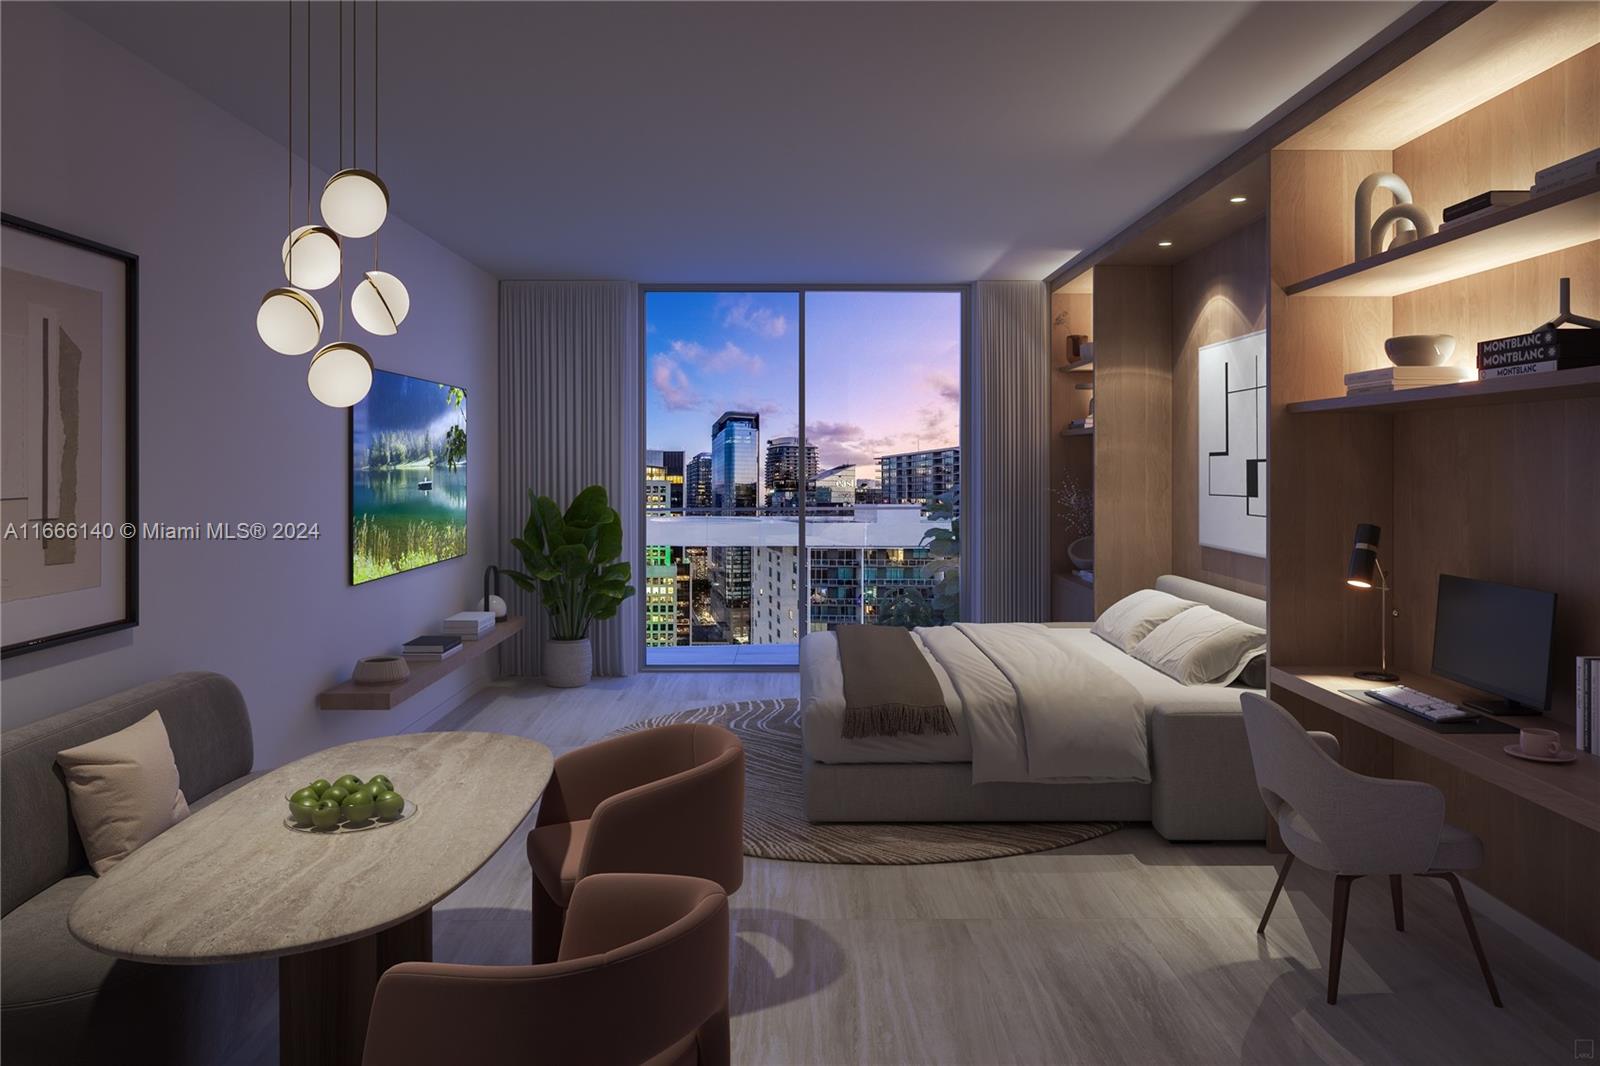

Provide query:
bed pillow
left=1090, top=589, right=1200, bottom=652
left=57, top=710, right=190, bottom=875
left=1132, top=604, right=1267, bottom=686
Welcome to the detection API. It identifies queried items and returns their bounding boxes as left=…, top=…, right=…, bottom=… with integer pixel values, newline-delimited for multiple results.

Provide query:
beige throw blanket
left=836, top=624, right=956, bottom=738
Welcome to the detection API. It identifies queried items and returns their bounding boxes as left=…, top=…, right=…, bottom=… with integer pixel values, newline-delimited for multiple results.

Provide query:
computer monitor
left=1432, top=574, right=1557, bottom=716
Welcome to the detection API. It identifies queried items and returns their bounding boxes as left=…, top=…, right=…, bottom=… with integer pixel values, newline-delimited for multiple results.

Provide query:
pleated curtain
left=968, top=280, right=1050, bottom=622
left=498, top=280, right=642, bottom=677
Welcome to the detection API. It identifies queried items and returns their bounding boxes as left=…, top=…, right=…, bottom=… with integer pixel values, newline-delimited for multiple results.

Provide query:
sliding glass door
left=643, top=288, right=963, bottom=668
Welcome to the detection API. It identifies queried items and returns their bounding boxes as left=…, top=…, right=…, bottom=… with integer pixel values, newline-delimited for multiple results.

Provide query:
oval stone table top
left=70, top=731, right=552, bottom=965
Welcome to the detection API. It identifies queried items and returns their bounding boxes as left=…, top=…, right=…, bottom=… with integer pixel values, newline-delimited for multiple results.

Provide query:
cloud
left=663, top=339, right=764, bottom=375
left=925, top=371, right=961, bottom=404
left=804, top=421, right=904, bottom=469
left=651, top=356, right=701, bottom=411
left=719, top=295, right=789, bottom=338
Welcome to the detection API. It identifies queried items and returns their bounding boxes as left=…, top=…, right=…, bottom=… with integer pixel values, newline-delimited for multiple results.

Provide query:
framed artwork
left=1, top=214, right=138, bottom=657
left=1197, top=329, right=1266, bottom=559
left=349, top=369, right=467, bottom=585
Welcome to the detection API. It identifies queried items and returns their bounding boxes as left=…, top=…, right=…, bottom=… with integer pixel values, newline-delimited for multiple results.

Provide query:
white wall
left=0, top=4, right=500, bottom=768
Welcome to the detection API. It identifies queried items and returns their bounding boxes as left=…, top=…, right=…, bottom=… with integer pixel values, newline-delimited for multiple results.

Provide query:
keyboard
left=1367, top=685, right=1474, bottom=723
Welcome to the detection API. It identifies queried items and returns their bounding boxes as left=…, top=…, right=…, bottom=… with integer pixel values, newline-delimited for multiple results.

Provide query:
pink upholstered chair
left=528, top=724, right=744, bottom=963
left=362, top=873, right=730, bottom=1066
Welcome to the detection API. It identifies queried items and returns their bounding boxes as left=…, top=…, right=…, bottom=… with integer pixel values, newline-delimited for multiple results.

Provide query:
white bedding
left=801, top=624, right=1255, bottom=783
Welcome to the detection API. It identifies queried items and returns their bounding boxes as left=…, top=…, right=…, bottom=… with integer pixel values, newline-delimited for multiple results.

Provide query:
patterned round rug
left=617, top=699, right=1118, bottom=865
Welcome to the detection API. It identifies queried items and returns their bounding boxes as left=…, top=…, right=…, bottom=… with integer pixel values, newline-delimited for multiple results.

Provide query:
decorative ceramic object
left=1384, top=334, right=1457, bottom=367
left=545, top=638, right=593, bottom=688
left=476, top=594, right=508, bottom=619
left=352, top=655, right=410, bottom=685
left=1371, top=202, right=1435, bottom=253
left=1068, top=536, right=1094, bottom=572
left=1353, top=172, right=1417, bottom=259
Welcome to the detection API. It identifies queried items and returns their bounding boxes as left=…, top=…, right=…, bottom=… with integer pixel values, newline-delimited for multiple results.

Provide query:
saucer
left=1503, top=744, right=1577, bottom=764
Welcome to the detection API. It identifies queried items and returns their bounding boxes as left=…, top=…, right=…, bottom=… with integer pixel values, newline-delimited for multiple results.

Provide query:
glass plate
left=283, top=800, right=417, bottom=833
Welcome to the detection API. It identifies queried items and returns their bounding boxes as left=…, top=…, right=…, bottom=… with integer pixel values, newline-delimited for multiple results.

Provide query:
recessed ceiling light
left=1229, top=195, right=1248, bottom=203
left=1157, top=241, right=1173, bottom=248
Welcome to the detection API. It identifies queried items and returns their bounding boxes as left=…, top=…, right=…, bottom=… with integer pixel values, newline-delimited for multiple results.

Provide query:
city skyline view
left=646, top=290, right=961, bottom=471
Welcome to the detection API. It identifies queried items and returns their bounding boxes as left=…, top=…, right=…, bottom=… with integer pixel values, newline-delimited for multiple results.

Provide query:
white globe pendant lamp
left=321, top=169, right=388, bottom=239
left=351, top=270, right=410, bottom=335
left=280, top=225, right=341, bottom=289
left=256, top=287, right=324, bottom=355
left=307, top=340, right=374, bottom=407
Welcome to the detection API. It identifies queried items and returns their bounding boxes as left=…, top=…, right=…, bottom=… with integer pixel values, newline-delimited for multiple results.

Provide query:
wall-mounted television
left=350, top=370, right=467, bottom=585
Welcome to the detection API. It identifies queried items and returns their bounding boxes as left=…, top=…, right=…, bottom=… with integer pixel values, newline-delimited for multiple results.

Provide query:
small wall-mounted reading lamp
left=1347, top=523, right=1399, bottom=682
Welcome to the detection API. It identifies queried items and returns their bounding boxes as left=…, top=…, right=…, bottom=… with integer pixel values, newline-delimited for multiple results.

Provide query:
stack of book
left=1578, top=656, right=1599, bottom=755
left=1344, top=365, right=1471, bottom=395
left=402, top=635, right=461, bottom=662
left=1476, top=328, right=1600, bottom=379
left=1531, top=147, right=1600, bottom=197
left=443, top=611, right=495, bottom=640
left=1439, top=189, right=1528, bottom=230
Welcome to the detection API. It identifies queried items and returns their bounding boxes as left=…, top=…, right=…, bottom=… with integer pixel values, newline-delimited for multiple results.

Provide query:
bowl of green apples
left=285, top=773, right=411, bottom=833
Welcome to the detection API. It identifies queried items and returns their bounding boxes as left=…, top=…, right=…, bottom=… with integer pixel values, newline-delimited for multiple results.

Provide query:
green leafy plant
left=506, top=485, right=635, bottom=641
left=919, top=489, right=960, bottom=624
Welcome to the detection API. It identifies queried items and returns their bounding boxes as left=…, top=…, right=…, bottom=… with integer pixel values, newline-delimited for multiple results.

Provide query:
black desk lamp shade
left=1346, top=523, right=1398, bottom=682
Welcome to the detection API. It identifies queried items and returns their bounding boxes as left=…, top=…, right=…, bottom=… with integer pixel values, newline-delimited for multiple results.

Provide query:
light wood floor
left=238, top=672, right=1600, bottom=1065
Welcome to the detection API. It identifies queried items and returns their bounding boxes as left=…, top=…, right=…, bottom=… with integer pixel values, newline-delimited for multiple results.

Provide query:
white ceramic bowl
left=1384, top=334, right=1456, bottom=367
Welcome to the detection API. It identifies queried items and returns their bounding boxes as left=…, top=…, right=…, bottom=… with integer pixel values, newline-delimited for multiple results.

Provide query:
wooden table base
left=279, top=909, right=433, bottom=1066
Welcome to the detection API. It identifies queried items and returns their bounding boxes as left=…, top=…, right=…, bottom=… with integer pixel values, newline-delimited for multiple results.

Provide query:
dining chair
left=1239, top=693, right=1502, bottom=1007
left=362, top=872, right=730, bottom=1066
left=527, top=724, right=744, bottom=963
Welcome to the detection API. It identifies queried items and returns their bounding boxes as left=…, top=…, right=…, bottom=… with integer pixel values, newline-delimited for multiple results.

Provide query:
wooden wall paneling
left=1267, top=150, right=1396, bottom=667
left=1171, top=217, right=1270, bottom=597
left=1092, top=266, right=1173, bottom=614
left=1049, top=291, right=1094, bottom=580
left=1391, top=46, right=1599, bottom=228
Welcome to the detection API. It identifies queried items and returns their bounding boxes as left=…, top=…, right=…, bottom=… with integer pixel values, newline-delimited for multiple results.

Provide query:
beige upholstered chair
left=1239, top=693, right=1501, bottom=1006
left=362, top=873, right=730, bottom=1066
left=528, top=724, right=744, bottom=963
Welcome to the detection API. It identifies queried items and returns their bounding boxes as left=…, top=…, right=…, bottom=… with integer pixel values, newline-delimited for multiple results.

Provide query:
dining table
left=68, top=730, right=553, bottom=1066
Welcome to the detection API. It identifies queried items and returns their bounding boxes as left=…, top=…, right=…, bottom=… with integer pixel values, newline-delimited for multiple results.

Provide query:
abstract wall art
left=1197, top=330, right=1266, bottom=559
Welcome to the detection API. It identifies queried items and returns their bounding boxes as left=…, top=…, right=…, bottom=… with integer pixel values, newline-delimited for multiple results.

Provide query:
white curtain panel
left=968, top=280, right=1050, bottom=622
left=498, top=280, right=642, bottom=677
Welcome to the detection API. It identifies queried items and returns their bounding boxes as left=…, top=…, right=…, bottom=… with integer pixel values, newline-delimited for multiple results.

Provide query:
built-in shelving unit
left=1060, top=426, right=1095, bottom=437
left=318, top=616, right=525, bottom=710
left=1287, top=365, right=1600, bottom=414
left=1284, top=179, right=1600, bottom=297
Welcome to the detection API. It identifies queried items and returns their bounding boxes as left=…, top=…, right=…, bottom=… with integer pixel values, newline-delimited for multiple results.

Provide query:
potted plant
left=506, top=485, right=635, bottom=688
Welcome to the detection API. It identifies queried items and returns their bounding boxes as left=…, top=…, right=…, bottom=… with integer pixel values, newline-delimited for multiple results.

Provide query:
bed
left=800, top=575, right=1269, bottom=840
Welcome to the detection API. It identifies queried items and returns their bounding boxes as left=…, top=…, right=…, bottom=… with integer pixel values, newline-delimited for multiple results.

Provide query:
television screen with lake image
left=350, top=370, right=467, bottom=585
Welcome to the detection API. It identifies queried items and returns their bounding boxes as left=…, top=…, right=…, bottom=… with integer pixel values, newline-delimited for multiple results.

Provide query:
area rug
left=616, top=699, right=1118, bottom=865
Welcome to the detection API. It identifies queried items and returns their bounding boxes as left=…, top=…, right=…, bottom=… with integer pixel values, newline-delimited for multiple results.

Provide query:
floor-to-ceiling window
left=643, top=288, right=964, bottom=668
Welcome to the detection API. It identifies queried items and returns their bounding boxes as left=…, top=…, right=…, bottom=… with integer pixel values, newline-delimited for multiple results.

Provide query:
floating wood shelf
left=1056, top=358, right=1094, bottom=373
left=1061, top=426, right=1095, bottom=437
left=1283, top=179, right=1600, bottom=297
left=1287, top=365, right=1600, bottom=414
left=319, top=616, right=525, bottom=710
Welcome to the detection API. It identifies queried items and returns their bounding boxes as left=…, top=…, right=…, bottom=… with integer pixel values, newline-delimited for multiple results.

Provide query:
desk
left=70, top=731, right=553, bottom=1066
left=1270, top=667, right=1600, bottom=957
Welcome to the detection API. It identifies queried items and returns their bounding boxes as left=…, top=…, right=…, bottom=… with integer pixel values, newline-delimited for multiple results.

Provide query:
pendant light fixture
left=257, top=0, right=326, bottom=355
left=321, top=0, right=388, bottom=238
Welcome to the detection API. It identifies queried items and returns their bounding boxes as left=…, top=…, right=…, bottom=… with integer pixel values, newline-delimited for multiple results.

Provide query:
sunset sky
left=645, top=290, right=961, bottom=473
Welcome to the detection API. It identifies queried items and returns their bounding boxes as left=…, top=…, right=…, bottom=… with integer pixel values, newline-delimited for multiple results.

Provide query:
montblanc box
left=1476, top=328, right=1600, bottom=376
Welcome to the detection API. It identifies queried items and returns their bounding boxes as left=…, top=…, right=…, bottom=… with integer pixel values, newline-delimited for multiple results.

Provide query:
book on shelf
left=1578, top=656, right=1599, bottom=755
left=403, top=646, right=460, bottom=663
left=1533, top=148, right=1600, bottom=186
left=1441, top=190, right=1529, bottom=222
left=1531, top=168, right=1600, bottom=198
left=403, top=634, right=461, bottom=655
left=1343, top=366, right=1471, bottom=393
left=443, top=611, right=495, bottom=640
left=1480, top=356, right=1600, bottom=379
left=1477, top=328, right=1600, bottom=373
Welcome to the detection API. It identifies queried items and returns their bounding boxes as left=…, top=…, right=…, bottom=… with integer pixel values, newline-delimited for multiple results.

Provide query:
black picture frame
left=1, top=213, right=139, bottom=658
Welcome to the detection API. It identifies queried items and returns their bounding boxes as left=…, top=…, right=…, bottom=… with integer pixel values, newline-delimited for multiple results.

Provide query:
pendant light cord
left=286, top=0, right=293, bottom=279
left=305, top=0, right=311, bottom=227
left=373, top=0, right=380, bottom=269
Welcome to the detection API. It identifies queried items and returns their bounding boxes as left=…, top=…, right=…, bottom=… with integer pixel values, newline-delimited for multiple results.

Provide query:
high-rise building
left=764, top=436, right=819, bottom=508
left=645, top=449, right=685, bottom=513
left=710, top=411, right=760, bottom=514
left=855, top=477, right=884, bottom=504
left=808, top=548, right=863, bottom=629
left=809, top=464, right=856, bottom=508
left=708, top=545, right=751, bottom=644
left=686, top=452, right=712, bottom=511
left=644, top=545, right=680, bottom=647
left=861, top=546, right=937, bottom=623
left=878, top=447, right=960, bottom=504
left=750, top=546, right=802, bottom=644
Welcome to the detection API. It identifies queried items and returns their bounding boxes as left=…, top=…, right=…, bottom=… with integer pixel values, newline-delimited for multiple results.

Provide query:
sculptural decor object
left=1354, top=172, right=1434, bottom=259
left=1384, top=334, right=1457, bottom=367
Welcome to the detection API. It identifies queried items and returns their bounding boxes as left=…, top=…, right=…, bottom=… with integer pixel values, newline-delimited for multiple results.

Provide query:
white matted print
left=1197, top=330, right=1265, bottom=558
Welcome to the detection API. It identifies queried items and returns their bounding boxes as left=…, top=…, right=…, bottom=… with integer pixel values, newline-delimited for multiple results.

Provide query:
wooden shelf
left=1287, top=365, right=1600, bottom=414
left=319, top=616, right=525, bottom=710
left=1056, top=358, right=1094, bottom=374
left=1283, top=179, right=1600, bottom=297
left=1061, top=426, right=1095, bottom=437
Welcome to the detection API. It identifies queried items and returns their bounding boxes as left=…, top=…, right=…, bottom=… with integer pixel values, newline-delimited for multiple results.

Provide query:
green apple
left=373, top=790, right=404, bottom=820
left=311, top=798, right=342, bottom=830
left=341, top=793, right=375, bottom=823
left=366, top=774, right=394, bottom=794
left=321, top=785, right=349, bottom=805
left=309, top=778, right=332, bottom=797
left=289, top=787, right=320, bottom=805
left=288, top=797, right=318, bottom=826
left=333, top=774, right=364, bottom=793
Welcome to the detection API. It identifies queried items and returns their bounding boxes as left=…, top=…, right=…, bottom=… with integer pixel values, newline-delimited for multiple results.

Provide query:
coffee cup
left=1519, top=727, right=1561, bottom=759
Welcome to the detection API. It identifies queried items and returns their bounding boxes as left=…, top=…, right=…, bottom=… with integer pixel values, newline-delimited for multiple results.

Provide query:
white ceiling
left=66, top=1, right=1413, bottom=282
